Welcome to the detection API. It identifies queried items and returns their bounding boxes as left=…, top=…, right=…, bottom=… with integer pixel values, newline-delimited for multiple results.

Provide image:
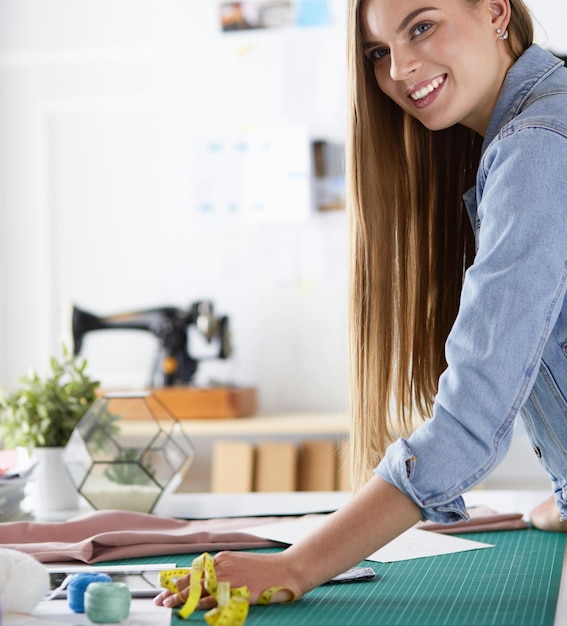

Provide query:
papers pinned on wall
left=219, top=1, right=332, bottom=32
left=190, top=126, right=313, bottom=223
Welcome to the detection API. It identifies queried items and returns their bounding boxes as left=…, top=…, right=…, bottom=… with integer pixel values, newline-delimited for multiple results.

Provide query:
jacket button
left=533, top=446, right=542, bottom=458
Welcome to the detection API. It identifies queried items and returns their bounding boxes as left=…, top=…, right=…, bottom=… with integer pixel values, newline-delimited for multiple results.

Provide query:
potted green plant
left=0, top=346, right=99, bottom=516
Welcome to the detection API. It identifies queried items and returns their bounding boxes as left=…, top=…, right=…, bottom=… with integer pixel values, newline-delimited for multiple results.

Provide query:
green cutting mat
left=104, top=529, right=565, bottom=626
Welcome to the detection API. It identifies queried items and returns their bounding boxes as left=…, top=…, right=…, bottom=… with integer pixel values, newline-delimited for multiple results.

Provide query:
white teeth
left=410, top=76, right=444, bottom=101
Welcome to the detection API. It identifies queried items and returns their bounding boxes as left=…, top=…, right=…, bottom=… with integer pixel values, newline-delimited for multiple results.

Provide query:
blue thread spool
left=85, top=581, right=131, bottom=623
left=67, top=573, right=112, bottom=613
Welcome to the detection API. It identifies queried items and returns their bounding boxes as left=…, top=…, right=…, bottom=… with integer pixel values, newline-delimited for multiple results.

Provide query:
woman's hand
left=153, top=550, right=301, bottom=611
left=154, top=478, right=422, bottom=613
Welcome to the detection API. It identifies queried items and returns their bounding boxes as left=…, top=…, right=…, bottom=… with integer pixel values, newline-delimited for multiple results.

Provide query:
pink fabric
left=0, top=505, right=528, bottom=564
left=0, top=510, right=284, bottom=564
left=415, top=505, right=529, bottom=533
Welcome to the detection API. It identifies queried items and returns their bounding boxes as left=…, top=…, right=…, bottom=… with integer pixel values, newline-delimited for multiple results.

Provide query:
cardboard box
left=298, top=440, right=337, bottom=491
left=211, top=440, right=255, bottom=493
left=255, top=442, right=298, bottom=492
left=336, top=438, right=352, bottom=492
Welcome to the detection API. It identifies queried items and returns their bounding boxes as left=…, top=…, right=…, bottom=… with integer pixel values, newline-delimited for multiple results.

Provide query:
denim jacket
left=376, top=45, right=567, bottom=524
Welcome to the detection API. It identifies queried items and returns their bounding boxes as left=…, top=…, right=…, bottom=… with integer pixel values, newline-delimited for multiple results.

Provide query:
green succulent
left=0, top=346, right=99, bottom=450
left=104, top=448, right=154, bottom=485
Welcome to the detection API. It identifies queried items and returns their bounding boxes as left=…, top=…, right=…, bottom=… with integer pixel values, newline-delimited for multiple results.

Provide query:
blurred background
left=0, top=0, right=350, bottom=413
left=0, top=0, right=565, bottom=487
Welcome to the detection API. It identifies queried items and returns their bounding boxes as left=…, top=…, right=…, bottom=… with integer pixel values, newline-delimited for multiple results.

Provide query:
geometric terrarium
left=62, top=392, right=195, bottom=513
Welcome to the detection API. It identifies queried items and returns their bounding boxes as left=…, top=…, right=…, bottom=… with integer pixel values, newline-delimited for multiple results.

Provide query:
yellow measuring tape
left=160, top=553, right=296, bottom=626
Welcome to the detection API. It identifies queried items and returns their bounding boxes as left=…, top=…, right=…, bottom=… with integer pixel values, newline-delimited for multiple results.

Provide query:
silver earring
left=496, top=28, right=509, bottom=40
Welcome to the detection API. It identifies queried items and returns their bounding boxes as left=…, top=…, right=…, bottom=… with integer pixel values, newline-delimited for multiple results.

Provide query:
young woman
left=155, top=0, right=567, bottom=609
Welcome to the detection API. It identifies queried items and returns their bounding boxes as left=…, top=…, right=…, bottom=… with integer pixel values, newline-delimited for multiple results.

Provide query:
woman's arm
left=154, top=475, right=421, bottom=609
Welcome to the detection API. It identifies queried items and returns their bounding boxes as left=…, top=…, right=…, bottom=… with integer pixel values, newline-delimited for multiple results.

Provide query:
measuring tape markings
left=160, top=553, right=297, bottom=625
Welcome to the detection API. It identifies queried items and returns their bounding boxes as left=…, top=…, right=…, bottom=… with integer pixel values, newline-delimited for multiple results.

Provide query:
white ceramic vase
left=31, top=447, right=79, bottom=517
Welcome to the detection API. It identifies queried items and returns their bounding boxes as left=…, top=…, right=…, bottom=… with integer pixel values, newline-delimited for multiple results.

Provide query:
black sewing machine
left=72, top=301, right=232, bottom=387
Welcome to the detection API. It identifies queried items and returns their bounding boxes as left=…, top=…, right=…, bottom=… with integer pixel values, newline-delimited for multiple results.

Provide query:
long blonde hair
left=346, top=0, right=534, bottom=490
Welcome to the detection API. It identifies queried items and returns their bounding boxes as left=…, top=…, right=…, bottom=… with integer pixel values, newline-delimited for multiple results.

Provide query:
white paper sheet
left=3, top=599, right=171, bottom=626
left=156, top=491, right=351, bottom=519
left=238, top=515, right=494, bottom=563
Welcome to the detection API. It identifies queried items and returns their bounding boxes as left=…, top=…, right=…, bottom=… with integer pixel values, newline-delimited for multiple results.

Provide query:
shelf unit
left=123, top=413, right=350, bottom=493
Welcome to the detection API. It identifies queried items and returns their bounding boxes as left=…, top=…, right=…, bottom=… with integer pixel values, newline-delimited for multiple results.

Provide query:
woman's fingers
left=155, top=585, right=215, bottom=610
left=155, top=588, right=189, bottom=608
left=154, top=550, right=301, bottom=610
left=197, top=595, right=218, bottom=610
left=213, top=551, right=301, bottom=604
left=153, top=590, right=178, bottom=606
left=162, top=592, right=186, bottom=608
left=154, top=571, right=194, bottom=608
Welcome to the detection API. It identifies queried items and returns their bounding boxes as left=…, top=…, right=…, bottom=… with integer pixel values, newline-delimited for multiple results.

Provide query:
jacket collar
left=482, top=44, right=563, bottom=153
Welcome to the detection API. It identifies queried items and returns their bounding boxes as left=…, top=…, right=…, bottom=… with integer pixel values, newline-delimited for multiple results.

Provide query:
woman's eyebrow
left=397, top=7, right=437, bottom=33
left=362, top=6, right=438, bottom=49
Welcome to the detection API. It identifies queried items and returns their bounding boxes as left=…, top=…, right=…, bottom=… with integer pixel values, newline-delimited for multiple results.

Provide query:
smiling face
left=360, top=0, right=514, bottom=135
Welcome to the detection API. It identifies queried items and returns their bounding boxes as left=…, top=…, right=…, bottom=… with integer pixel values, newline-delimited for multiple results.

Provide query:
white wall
left=526, top=0, right=567, bottom=53
left=0, top=0, right=349, bottom=414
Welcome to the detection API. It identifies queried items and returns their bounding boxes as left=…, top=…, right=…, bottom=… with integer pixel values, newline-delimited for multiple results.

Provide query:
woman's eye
left=367, top=47, right=390, bottom=63
left=411, top=22, right=433, bottom=37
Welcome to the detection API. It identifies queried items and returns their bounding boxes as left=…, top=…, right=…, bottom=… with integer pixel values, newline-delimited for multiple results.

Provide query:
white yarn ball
left=0, top=548, right=50, bottom=614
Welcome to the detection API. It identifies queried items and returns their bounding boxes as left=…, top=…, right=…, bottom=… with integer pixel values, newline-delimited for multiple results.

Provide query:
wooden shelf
left=122, top=412, right=349, bottom=437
